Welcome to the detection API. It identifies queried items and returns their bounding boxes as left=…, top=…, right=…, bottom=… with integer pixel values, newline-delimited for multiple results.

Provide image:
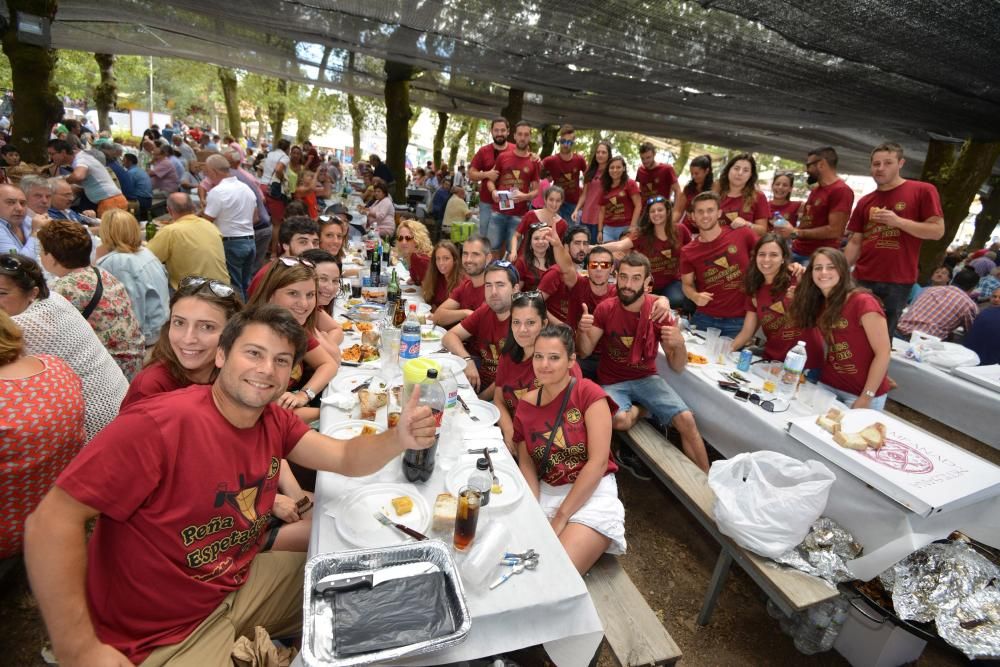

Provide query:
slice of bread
left=432, top=493, right=458, bottom=532
left=860, top=422, right=887, bottom=449
left=358, top=389, right=388, bottom=414
left=834, top=430, right=868, bottom=451
left=391, top=495, right=413, bottom=516
left=826, top=408, right=844, bottom=424
left=816, top=416, right=839, bottom=434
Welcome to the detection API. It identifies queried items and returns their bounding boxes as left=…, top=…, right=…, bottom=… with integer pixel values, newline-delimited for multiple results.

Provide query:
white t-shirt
left=204, top=176, right=256, bottom=237
left=72, top=150, right=121, bottom=203
left=260, top=149, right=290, bottom=185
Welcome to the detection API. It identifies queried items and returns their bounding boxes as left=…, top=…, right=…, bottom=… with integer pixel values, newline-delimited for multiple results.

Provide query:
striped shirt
left=897, top=285, right=977, bottom=339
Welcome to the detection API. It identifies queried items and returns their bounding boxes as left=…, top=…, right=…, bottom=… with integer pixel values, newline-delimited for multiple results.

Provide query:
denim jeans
left=858, top=280, right=912, bottom=338
left=487, top=212, right=522, bottom=254
left=584, top=223, right=599, bottom=244
left=657, top=281, right=692, bottom=314
left=819, top=382, right=887, bottom=411
left=603, top=374, right=690, bottom=426
left=478, top=202, right=493, bottom=237
left=223, top=237, right=256, bottom=300
left=253, top=225, right=272, bottom=273
left=691, top=312, right=745, bottom=338
left=558, top=201, right=576, bottom=221
left=791, top=251, right=811, bottom=267
left=601, top=225, right=630, bottom=242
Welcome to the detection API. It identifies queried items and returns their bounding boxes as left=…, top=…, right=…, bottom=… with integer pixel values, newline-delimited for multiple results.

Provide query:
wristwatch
left=862, top=389, right=876, bottom=399
left=789, top=230, right=799, bottom=240
left=301, top=387, right=316, bottom=401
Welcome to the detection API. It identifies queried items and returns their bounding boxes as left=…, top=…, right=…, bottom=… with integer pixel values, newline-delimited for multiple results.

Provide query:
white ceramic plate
left=462, top=399, right=501, bottom=425
left=444, top=459, right=525, bottom=510
left=324, top=419, right=386, bottom=440
left=419, top=324, right=446, bottom=341
left=329, top=368, right=389, bottom=394
left=333, top=483, right=431, bottom=548
left=424, top=352, right=467, bottom=377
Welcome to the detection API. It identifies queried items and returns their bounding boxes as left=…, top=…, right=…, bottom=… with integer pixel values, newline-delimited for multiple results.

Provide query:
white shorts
left=538, top=474, right=626, bottom=555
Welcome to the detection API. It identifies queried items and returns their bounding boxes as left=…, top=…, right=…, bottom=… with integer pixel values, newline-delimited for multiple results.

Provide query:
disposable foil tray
left=301, top=540, right=471, bottom=666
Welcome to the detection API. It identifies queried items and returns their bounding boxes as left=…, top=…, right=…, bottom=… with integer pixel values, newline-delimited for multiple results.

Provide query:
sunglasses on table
left=277, top=256, right=316, bottom=268
left=735, top=389, right=789, bottom=413
left=178, top=276, right=236, bottom=298
left=588, top=260, right=613, bottom=269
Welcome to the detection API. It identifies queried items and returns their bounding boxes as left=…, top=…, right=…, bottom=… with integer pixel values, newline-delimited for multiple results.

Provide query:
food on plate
left=387, top=411, right=400, bottom=428
left=432, top=493, right=458, bottom=531
left=860, top=422, right=887, bottom=449
left=421, top=328, right=442, bottom=340
left=728, top=371, right=748, bottom=383
left=361, top=424, right=378, bottom=435
left=815, top=408, right=844, bottom=435
left=687, top=351, right=709, bottom=364
left=491, top=480, right=503, bottom=495
left=342, top=344, right=379, bottom=363
left=359, top=388, right=388, bottom=412
left=341, top=319, right=355, bottom=331
left=833, top=430, right=868, bottom=451
left=391, top=496, right=414, bottom=516
left=355, top=321, right=374, bottom=333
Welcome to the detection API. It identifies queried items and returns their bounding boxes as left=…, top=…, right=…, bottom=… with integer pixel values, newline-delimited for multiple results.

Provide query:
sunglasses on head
left=277, top=256, right=315, bottom=268
left=0, top=254, right=26, bottom=275
left=646, top=195, right=668, bottom=206
left=513, top=290, right=543, bottom=303
left=490, top=260, right=513, bottom=268
left=588, top=260, right=613, bottom=269
left=528, top=222, right=549, bottom=231
left=178, top=276, right=236, bottom=298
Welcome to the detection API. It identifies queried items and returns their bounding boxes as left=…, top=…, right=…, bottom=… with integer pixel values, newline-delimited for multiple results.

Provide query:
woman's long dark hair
left=423, top=240, right=462, bottom=305
left=584, top=140, right=613, bottom=182
left=635, top=198, right=677, bottom=250
left=501, top=292, right=549, bottom=363
left=684, top=154, right=713, bottom=197
left=519, top=224, right=556, bottom=286
left=790, top=247, right=871, bottom=343
left=744, top=233, right=791, bottom=299
left=718, top=152, right=759, bottom=213
left=600, top=156, right=628, bottom=193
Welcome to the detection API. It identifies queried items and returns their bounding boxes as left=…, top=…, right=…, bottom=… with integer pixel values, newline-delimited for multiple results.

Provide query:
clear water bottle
left=436, top=366, right=461, bottom=469
left=773, top=211, right=789, bottom=228
left=402, top=369, right=443, bottom=483
left=792, top=597, right=848, bottom=654
left=469, top=458, right=493, bottom=507
left=777, top=340, right=808, bottom=398
left=400, top=304, right=421, bottom=361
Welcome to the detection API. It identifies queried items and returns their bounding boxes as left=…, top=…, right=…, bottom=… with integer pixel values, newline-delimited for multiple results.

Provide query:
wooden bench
left=621, top=420, right=838, bottom=625
left=584, top=554, right=682, bottom=666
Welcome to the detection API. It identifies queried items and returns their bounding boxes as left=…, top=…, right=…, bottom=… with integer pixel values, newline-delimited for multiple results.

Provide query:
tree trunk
left=384, top=60, right=416, bottom=201
left=918, top=138, right=1000, bottom=281
left=347, top=95, right=363, bottom=164
left=93, top=53, right=116, bottom=133
left=1, top=0, right=63, bottom=164
left=969, top=174, right=1000, bottom=251
left=433, top=111, right=448, bottom=169
left=675, top=140, right=692, bottom=174
left=296, top=45, right=332, bottom=145
left=254, top=105, right=265, bottom=147
left=500, top=88, right=524, bottom=130
left=539, top=124, right=558, bottom=158
left=268, top=79, right=287, bottom=141
left=447, top=118, right=468, bottom=169
left=217, top=67, right=242, bottom=139
left=465, top=117, right=480, bottom=164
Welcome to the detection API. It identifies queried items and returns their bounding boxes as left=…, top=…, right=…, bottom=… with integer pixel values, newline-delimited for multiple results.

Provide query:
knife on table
left=314, top=562, right=438, bottom=595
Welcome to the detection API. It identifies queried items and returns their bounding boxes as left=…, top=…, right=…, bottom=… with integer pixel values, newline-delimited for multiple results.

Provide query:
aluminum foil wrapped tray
left=302, top=540, right=471, bottom=666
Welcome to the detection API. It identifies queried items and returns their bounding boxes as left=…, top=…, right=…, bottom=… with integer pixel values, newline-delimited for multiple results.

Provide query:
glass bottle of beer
left=370, top=238, right=381, bottom=287
left=145, top=211, right=157, bottom=242
left=387, top=269, right=401, bottom=307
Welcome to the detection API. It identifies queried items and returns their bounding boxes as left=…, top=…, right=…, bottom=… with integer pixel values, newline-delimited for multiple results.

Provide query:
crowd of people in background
left=1, top=110, right=1000, bottom=664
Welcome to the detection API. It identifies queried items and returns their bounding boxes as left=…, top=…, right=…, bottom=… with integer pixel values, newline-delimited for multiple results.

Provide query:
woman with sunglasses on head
left=602, top=195, right=692, bottom=308
left=513, top=223, right=558, bottom=292
left=247, top=257, right=339, bottom=423
left=0, top=253, right=128, bottom=441
left=716, top=153, right=769, bottom=236
left=731, top=234, right=823, bottom=371
left=394, top=219, right=433, bottom=284
left=674, top=154, right=714, bottom=233
left=790, top=248, right=891, bottom=410
left=495, top=293, right=582, bottom=448
left=513, top=324, right=624, bottom=574
left=768, top=172, right=801, bottom=229
left=422, top=240, right=462, bottom=309
left=318, top=212, right=348, bottom=260
left=299, top=248, right=345, bottom=358
left=572, top=140, right=612, bottom=243
left=509, top=185, right=570, bottom=260
left=597, top=156, right=641, bottom=243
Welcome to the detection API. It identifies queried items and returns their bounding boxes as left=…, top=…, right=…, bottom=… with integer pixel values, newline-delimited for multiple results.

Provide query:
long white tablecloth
left=887, top=339, right=999, bottom=448
left=303, top=282, right=603, bottom=666
left=664, top=339, right=1000, bottom=581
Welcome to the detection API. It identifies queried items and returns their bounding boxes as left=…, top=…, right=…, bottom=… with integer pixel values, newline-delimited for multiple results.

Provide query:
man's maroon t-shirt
left=121, top=361, right=188, bottom=409
left=56, top=385, right=310, bottom=663
left=629, top=224, right=692, bottom=290
left=470, top=142, right=512, bottom=204
left=592, top=294, right=665, bottom=385
left=541, top=153, right=588, bottom=204
left=247, top=261, right=272, bottom=298
left=720, top=191, right=770, bottom=227
left=600, top=178, right=640, bottom=228
left=819, top=291, right=891, bottom=397
left=679, top=226, right=757, bottom=318
left=513, top=378, right=618, bottom=485
left=567, top=278, right=617, bottom=327
left=408, top=253, right=430, bottom=285
left=847, top=180, right=943, bottom=284
left=461, top=303, right=511, bottom=387
left=792, top=179, right=855, bottom=257
left=636, top=163, right=678, bottom=202
left=747, top=283, right=824, bottom=368
left=491, top=151, right=541, bottom=216
left=448, top=278, right=485, bottom=312
left=538, top=267, right=572, bottom=322
left=496, top=353, right=582, bottom=418
left=515, top=209, right=568, bottom=241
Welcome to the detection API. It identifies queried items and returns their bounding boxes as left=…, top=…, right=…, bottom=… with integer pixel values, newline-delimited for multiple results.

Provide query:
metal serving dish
left=301, top=540, right=471, bottom=666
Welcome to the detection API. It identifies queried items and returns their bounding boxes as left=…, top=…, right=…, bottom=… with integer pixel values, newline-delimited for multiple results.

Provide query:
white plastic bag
left=708, top=451, right=836, bottom=559
left=922, top=342, right=979, bottom=369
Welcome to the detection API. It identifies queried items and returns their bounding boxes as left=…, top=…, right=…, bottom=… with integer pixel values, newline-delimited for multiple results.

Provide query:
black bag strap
left=536, top=377, right=576, bottom=480
left=80, top=267, right=103, bottom=320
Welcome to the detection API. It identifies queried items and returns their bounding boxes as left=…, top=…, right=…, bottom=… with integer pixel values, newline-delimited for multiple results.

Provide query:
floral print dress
left=51, top=266, right=145, bottom=380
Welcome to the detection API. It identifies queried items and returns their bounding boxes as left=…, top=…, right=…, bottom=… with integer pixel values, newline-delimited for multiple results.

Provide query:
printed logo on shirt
left=894, top=201, right=906, bottom=212
left=565, top=408, right=582, bottom=424
left=829, top=340, right=858, bottom=375
left=661, top=249, right=672, bottom=259
left=266, top=457, right=280, bottom=479
left=769, top=301, right=785, bottom=315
